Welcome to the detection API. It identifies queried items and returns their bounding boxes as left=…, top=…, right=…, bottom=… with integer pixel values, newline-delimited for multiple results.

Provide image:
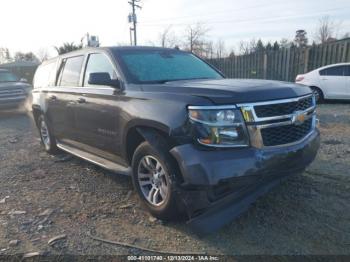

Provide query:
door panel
left=72, top=52, right=125, bottom=165
left=45, top=90, right=75, bottom=140
left=320, top=76, right=346, bottom=99
left=73, top=88, right=125, bottom=164
left=48, top=55, right=85, bottom=143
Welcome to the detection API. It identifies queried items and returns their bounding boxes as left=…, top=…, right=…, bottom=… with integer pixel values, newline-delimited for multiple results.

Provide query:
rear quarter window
left=34, top=60, right=58, bottom=89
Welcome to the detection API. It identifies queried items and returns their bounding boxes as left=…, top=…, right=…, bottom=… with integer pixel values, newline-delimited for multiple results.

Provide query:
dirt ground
left=0, top=103, right=349, bottom=257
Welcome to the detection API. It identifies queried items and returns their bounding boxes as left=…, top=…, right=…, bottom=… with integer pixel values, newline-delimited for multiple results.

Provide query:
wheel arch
left=124, top=122, right=170, bottom=165
left=124, top=123, right=184, bottom=183
left=32, top=105, right=44, bottom=127
left=310, top=85, right=325, bottom=100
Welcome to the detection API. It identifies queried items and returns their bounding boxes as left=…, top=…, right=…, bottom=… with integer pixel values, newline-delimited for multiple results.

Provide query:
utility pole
left=128, top=0, right=142, bottom=46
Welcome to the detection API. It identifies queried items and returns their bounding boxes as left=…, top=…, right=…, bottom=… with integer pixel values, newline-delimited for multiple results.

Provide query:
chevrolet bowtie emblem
left=292, top=111, right=306, bottom=125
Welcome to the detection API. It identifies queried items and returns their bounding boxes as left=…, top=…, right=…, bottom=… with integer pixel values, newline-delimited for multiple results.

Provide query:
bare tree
left=183, top=22, right=210, bottom=56
left=215, top=39, right=226, bottom=59
left=36, top=48, right=49, bottom=62
left=315, top=16, right=337, bottom=44
left=239, top=41, right=250, bottom=55
left=158, top=26, right=177, bottom=48
left=202, top=40, right=214, bottom=59
left=0, top=48, right=11, bottom=64
left=249, top=38, right=258, bottom=53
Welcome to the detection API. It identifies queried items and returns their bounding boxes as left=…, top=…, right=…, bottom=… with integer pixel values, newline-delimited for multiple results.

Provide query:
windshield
left=115, top=50, right=223, bottom=84
left=0, top=71, right=19, bottom=82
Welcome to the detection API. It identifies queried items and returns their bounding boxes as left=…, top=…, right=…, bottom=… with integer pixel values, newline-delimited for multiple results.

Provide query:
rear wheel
left=131, top=141, right=182, bottom=220
left=38, top=115, right=59, bottom=154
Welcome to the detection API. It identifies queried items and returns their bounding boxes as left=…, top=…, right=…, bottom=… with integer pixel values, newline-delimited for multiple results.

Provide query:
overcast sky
left=1, top=0, right=349, bottom=56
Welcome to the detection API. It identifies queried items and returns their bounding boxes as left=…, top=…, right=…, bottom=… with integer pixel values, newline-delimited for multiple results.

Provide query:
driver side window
left=84, top=53, right=117, bottom=86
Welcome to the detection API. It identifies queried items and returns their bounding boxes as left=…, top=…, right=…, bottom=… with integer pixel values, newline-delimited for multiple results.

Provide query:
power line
left=138, top=6, right=349, bottom=28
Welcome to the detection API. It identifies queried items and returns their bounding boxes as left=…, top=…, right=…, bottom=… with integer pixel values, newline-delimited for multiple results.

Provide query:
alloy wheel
left=137, top=155, right=169, bottom=206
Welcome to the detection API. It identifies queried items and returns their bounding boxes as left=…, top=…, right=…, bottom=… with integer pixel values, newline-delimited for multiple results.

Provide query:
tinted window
left=34, top=61, right=57, bottom=88
left=115, top=50, right=222, bottom=84
left=319, top=66, right=346, bottom=76
left=345, top=66, right=350, bottom=76
left=59, top=56, right=84, bottom=86
left=84, top=53, right=117, bottom=86
left=0, top=71, right=19, bottom=82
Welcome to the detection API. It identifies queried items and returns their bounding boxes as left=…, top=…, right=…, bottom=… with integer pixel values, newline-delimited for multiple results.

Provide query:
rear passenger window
left=59, top=56, right=84, bottom=86
left=84, top=53, right=117, bottom=86
left=319, top=66, right=346, bottom=76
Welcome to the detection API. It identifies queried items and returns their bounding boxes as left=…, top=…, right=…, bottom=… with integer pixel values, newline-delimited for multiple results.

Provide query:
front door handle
left=77, top=97, right=86, bottom=103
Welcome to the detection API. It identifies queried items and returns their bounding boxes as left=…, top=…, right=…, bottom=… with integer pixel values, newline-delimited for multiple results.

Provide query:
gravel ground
left=0, top=103, right=349, bottom=257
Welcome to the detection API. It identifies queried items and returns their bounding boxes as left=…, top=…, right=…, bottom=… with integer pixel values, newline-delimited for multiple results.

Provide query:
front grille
left=0, top=88, right=24, bottom=99
left=261, top=118, right=313, bottom=146
left=255, top=96, right=313, bottom=118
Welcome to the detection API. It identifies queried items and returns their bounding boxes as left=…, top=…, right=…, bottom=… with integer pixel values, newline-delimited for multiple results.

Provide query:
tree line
left=156, top=15, right=349, bottom=59
left=0, top=43, right=82, bottom=64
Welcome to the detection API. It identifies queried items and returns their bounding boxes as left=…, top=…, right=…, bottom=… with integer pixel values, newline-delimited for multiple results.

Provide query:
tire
left=131, top=141, right=182, bottom=220
left=38, top=115, right=59, bottom=154
left=311, top=87, right=324, bottom=103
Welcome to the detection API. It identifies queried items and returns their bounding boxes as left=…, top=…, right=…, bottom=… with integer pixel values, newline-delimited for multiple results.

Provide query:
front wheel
left=131, top=141, right=182, bottom=220
left=311, top=87, right=324, bottom=103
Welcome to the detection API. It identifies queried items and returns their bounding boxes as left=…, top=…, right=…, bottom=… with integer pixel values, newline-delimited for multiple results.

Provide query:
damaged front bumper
left=170, top=129, right=320, bottom=233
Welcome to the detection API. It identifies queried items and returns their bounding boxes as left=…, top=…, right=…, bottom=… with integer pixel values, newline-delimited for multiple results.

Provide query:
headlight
left=188, top=105, right=249, bottom=147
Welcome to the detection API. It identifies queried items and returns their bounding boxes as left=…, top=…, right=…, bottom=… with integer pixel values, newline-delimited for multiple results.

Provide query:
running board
left=56, top=142, right=131, bottom=176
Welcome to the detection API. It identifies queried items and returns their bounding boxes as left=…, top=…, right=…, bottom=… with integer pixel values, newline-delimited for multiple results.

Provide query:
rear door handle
left=77, top=97, right=86, bottom=103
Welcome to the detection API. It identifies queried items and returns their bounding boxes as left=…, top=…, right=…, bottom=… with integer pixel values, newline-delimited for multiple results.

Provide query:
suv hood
left=141, top=79, right=312, bottom=104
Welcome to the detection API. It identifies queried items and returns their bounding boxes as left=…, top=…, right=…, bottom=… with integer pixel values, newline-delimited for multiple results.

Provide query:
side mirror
left=20, top=78, right=28, bottom=82
left=88, top=72, right=121, bottom=89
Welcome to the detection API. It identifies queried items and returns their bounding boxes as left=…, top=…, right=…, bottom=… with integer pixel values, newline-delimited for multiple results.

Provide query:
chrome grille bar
left=237, top=94, right=317, bottom=148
